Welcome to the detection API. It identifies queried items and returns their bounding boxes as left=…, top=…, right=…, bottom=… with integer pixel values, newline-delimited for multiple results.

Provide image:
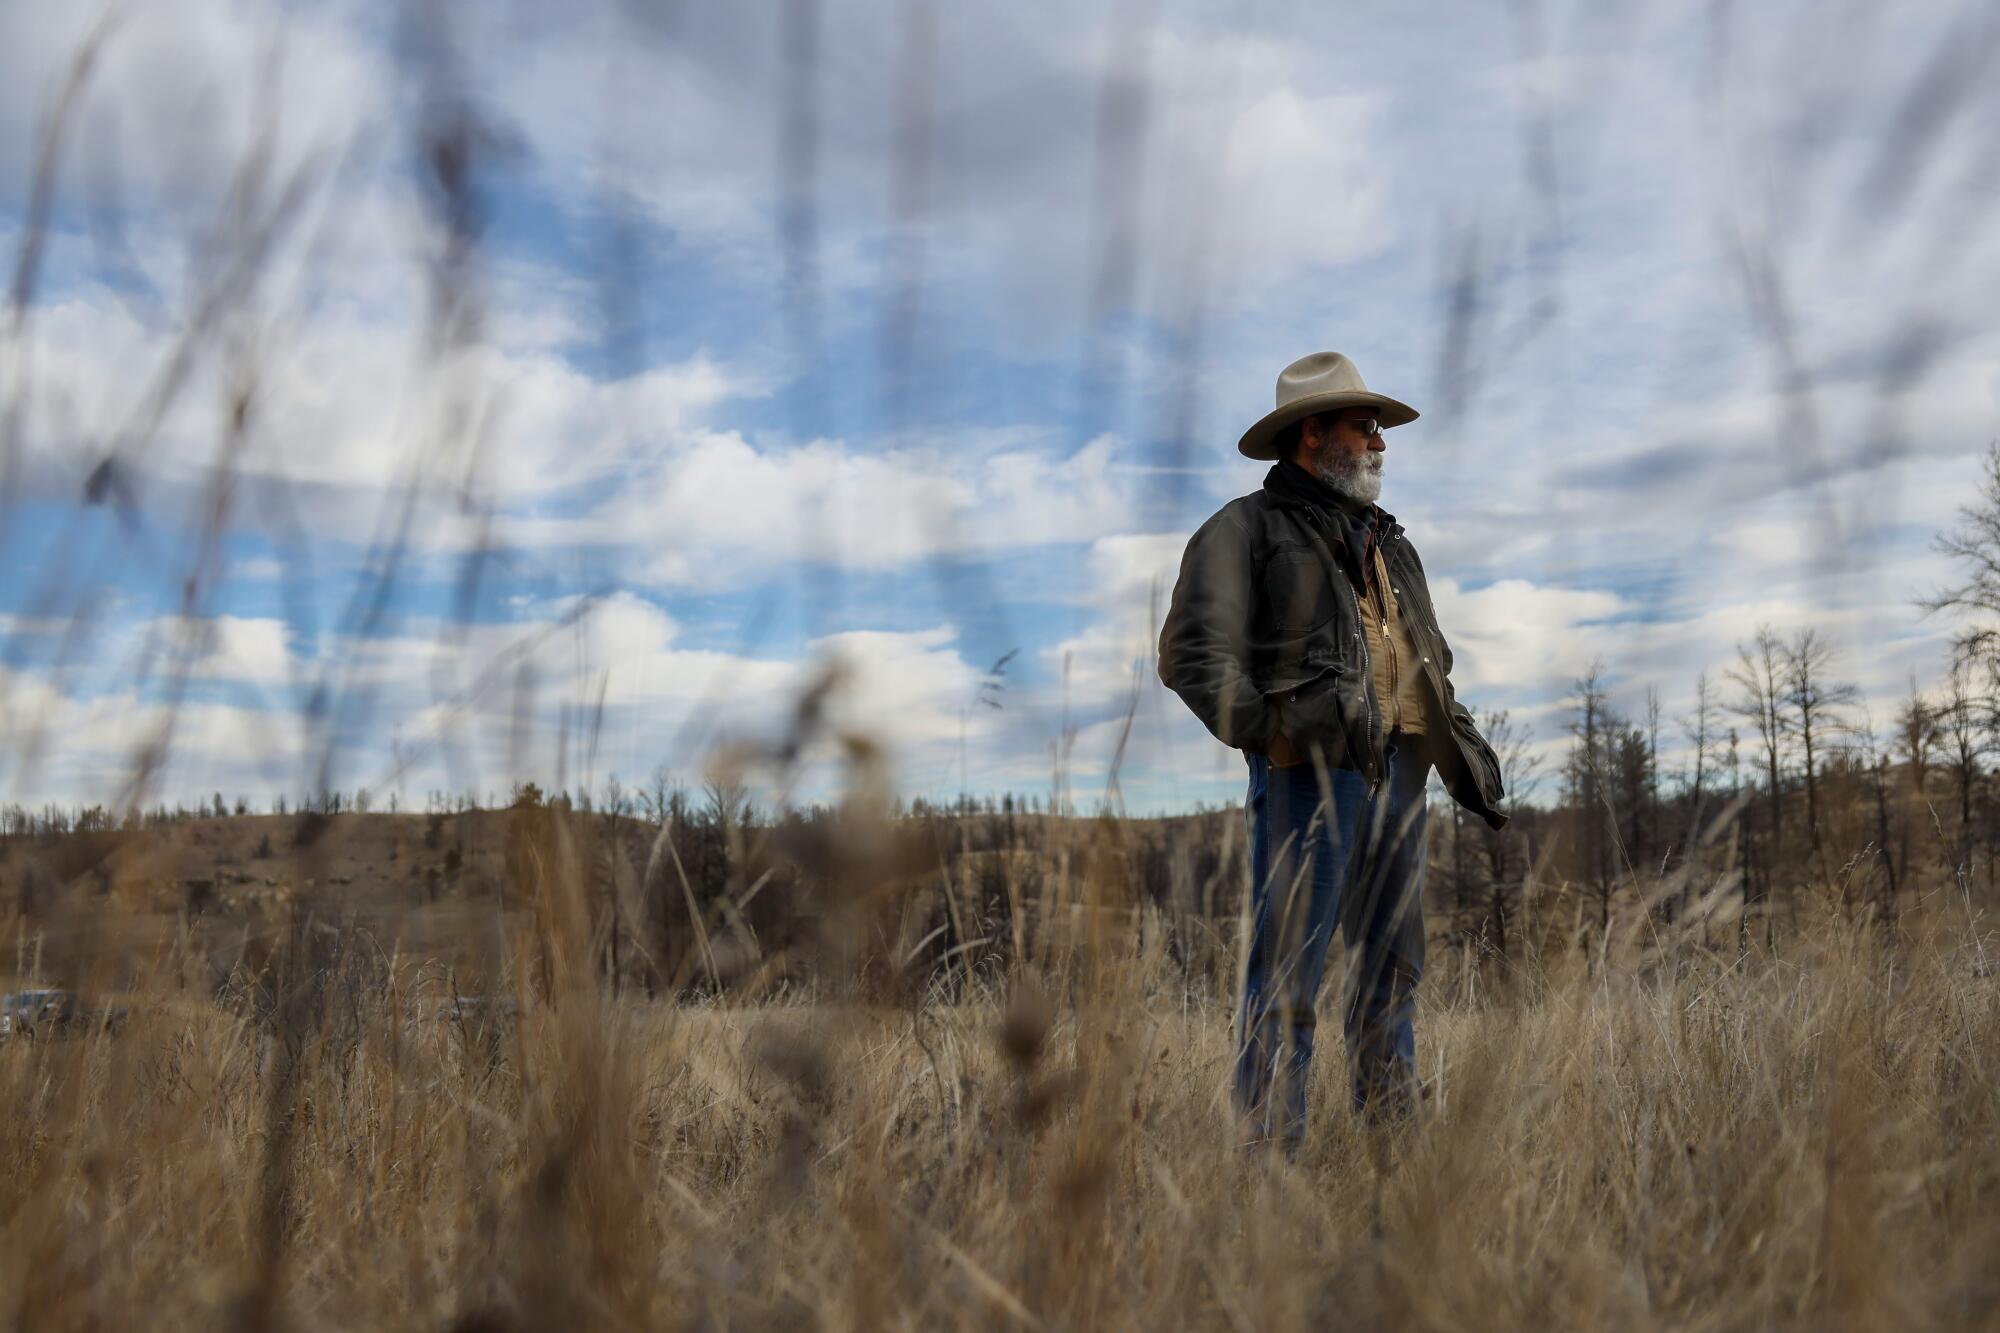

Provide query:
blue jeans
left=1235, top=739, right=1431, bottom=1144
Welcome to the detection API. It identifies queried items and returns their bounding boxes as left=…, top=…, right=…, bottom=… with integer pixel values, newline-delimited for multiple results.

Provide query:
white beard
left=1313, top=451, right=1384, bottom=504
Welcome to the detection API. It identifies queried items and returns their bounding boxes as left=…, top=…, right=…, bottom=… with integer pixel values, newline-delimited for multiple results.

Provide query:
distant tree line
left=1435, top=439, right=2000, bottom=965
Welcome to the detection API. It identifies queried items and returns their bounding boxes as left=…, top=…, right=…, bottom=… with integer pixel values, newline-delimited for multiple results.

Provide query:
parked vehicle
left=437, top=994, right=521, bottom=1025
left=0, top=989, right=129, bottom=1043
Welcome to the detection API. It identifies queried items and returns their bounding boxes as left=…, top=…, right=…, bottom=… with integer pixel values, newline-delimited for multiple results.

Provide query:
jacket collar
left=1263, top=460, right=1401, bottom=536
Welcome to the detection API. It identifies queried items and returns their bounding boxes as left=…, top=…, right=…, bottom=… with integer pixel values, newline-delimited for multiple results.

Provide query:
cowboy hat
left=1237, top=351, right=1419, bottom=460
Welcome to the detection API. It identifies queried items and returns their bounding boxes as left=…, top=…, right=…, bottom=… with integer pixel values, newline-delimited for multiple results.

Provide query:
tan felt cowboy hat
left=1237, top=351, right=1419, bottom=460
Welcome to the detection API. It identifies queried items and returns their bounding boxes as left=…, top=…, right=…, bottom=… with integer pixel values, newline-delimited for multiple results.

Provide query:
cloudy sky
left=2, top=0, right=1997, bottom=815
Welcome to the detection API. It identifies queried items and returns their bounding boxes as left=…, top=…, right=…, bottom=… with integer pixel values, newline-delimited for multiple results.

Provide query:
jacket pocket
left=1264, top=546, right=1337, bottom=636
left=1264, top=663, right=1359, bottom=768
left=1263, top=658, right=1346, bottom=701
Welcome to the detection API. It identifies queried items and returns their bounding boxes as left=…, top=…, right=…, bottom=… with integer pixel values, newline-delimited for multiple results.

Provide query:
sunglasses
left=1334, top=413, right=1381, bottom=438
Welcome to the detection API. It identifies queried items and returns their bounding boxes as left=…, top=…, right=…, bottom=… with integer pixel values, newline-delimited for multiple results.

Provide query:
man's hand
left=1267, top=729, right=1305, bottom=768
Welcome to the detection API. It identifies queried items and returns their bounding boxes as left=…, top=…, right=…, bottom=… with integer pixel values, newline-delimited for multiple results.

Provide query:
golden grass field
left=2, top=799, right=1997, bottom=1332
left=9, top=2, right=2000, bottom=1324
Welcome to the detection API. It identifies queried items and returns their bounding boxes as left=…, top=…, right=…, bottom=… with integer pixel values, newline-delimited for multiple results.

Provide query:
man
left=1158, top=350, right=1507, bottom=1145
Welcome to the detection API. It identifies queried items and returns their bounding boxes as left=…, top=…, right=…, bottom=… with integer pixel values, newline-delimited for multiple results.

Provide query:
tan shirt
left=1270, top=543, right=1439, bottom=769
left=1364, top=545, right=1435, bottom=738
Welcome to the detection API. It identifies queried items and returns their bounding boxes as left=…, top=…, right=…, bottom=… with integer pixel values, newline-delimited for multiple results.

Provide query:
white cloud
left=0, top=0, right=385, bottom=216
left=0, top=662, right=307, bottom=809
left=0, top=599, right=1009, bottom=809
left=153, top=613, right=296, bottom=685
left=486, top=7, right=1398, bottom=327
left=1428, top=579, right=1627, bottom=693
left=533, top=429, right=1155, bottom=587
left=1038, top=533, right=1181, bottom=704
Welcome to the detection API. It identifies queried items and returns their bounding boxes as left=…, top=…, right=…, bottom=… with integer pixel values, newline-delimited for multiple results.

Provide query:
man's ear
left=1287, top=428, right=1310, bottom=468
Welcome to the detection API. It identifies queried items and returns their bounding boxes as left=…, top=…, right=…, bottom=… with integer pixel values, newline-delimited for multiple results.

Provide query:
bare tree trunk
left=1873, top=755, right=1898, bottom=914
left=1782, top=628, right=1857, bottom=865
left=1729, top=628, right=1789, bottom=939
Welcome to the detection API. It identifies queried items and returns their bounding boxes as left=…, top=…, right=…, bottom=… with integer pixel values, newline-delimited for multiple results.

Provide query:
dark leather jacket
left=1158, top=465, right=1509, bottom=830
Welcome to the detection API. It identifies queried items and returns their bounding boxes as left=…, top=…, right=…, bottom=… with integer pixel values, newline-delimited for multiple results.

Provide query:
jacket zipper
left=1358, top=589, right=1381, bottom=785
left=1304, top=505, right=1381, bottom=785
left=1371, top=545, right=1400, bottom=734
left=1383, top=529, right=1495, bottom=811
left=1366, top=548, right=1390, bottom=789
left=1384, top=531, right=1446, bottom=715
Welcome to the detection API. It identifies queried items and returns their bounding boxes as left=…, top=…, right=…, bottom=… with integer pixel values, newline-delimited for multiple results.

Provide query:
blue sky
left=2, top=0, right=1997, bottom=815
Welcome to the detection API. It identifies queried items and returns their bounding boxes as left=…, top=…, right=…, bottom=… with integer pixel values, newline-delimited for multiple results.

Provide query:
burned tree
left=1728, top=627, right=1790, bottom=919
left=1781, top=627, right=1858, bottom=862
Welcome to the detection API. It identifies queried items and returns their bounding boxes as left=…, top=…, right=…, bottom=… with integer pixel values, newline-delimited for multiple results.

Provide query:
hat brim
left=1237, top=391, right=1419, bottom=461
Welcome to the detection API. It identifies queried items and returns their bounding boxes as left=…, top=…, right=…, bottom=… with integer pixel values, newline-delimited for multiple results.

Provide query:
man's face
left=1301, top=409, right=1385, bottom=502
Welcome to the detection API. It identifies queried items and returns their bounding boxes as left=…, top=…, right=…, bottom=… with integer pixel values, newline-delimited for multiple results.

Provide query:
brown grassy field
left=9, top=8, right=2000, bottom=1326
left=2, top=801, right=1998, bottom=1331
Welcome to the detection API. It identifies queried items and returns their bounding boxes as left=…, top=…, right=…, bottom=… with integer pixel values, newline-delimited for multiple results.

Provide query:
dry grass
left=7, top=6, right=1999, bottom=1328
left=2, top=829, right=1996, bottom=1332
